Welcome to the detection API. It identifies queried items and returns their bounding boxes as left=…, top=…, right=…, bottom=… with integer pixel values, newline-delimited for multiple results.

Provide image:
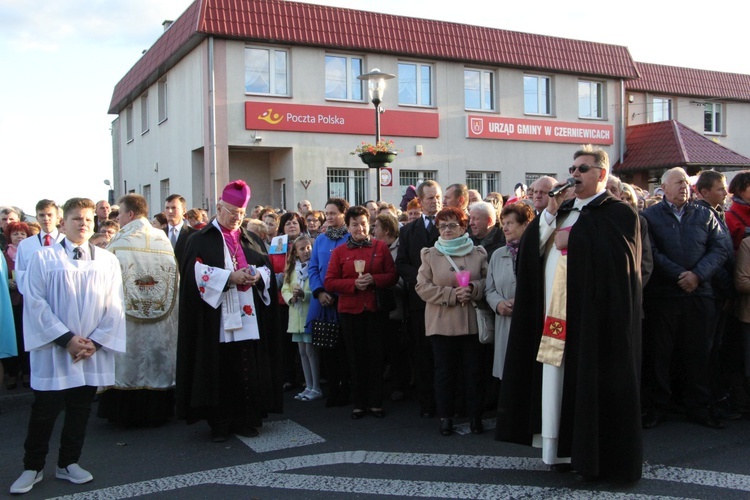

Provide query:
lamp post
left=357, top=68, right=395, bottom=202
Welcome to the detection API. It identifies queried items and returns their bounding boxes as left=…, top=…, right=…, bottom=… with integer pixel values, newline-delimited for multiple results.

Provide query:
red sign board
left=246, top=102, right=439, bottom=138
left=467, top=115, right=613, bottom=145
left=380, top=167, right=393, bottom=187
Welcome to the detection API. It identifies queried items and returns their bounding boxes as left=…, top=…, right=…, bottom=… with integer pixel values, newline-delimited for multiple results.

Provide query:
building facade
left=109, top=0, right=640, bottom=213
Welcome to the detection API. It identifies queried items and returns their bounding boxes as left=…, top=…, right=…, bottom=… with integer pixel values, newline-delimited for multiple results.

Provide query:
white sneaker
left=10, top=470, right=43, bottom=494
left=55, top=464, right=93, bottom=484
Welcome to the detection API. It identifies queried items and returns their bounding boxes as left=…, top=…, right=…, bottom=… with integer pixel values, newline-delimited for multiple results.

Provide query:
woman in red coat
left=726, top=171, right=750, bottom=252
left=325, top=205, right=398, bottom=419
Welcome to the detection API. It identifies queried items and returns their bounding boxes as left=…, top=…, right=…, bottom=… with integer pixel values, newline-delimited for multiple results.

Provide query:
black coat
left=495, top=193, right=643, bottom=482
left=175, top=223, right=282, bottom=424
left=396, top=216, right=439, bottom=311
left=164, top=223, right=196, bottom=267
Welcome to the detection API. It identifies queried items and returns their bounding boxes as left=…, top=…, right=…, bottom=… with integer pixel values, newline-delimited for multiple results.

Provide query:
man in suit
left=396, top=180, right=442, bottom=418
left=0, top=207, right=21, bottom=252
left=15, top=200, right=64, bottom=295
left=94, top=200, right=111, bottom=231
left=163, top=194, right=195, bottom=266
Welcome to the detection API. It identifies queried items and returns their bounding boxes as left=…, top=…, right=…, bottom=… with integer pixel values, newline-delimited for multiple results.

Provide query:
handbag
left=443, top=252, right=493, bottom=342
left=369, top=246, right=397, bottom=312
left=310, top=306, right=341, bottom=349
left=475, top=303, right=495, bottom=344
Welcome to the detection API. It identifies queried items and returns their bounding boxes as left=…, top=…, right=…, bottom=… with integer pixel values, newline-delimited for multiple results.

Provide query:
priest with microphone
left=495, top=145, right=643, bottom=483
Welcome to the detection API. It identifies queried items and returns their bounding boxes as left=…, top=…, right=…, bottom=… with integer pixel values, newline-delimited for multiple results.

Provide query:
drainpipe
left=620, top=79, right=626, bottom=166
left=208, top=36, right=217, bottom=214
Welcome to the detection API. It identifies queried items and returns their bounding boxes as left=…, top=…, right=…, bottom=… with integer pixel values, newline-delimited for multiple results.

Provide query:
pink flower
left=202, top=275, right=209, bottom=282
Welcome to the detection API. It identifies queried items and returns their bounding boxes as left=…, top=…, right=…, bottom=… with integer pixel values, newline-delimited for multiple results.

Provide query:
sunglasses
left=569, top=164, right=603, bottom=174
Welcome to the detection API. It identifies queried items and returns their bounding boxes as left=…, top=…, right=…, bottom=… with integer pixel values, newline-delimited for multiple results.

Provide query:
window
left=140, top=92, right=149, bottom=134
left=398, top=62, right=432, bottom=106
left=578, top=81, right=603, bottom=119
left=327, top=169, right=368, bottom=206
left=160, top=179, right=170, bottom=207
left=464, top=69, right=495, bottom=111
left=526, top=172, right=557, bottom=187
left=399, top=170, right=437, bottom=195
left=158, top=78, right=168, bottom=123
left=652, top=97, right=672, bottom=122
left=325, top=55, right=363, bottom=101
left=245, top=47, right=289, bottom=96
left=143, top=184, right=151, bottom=215
left=125, top=105, right=134, bottom=143
left=704, top=103, right=722, bottom=134
left=524, top=75, right=551, bottom=115
left=466, top=171, right=499, bottom=197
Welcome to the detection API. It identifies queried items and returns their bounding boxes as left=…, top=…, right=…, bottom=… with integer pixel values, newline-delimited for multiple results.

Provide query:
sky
left=1, top=0, right=747, bottom=214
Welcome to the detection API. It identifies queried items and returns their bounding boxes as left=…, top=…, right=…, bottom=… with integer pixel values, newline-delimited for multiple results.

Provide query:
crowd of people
left=3, top=143, right=750, bottom=492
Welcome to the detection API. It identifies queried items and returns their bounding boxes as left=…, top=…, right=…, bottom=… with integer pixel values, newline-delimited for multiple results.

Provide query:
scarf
left=434, top=232, right=474, bottom=257
left=506, top=240, right=520, bottom=275
left=5, top=244, right=17, bottom=261
left=346, top=236, right=373, bottom=249
left=325, top=225, right=348, bottom=241
left=295, top=260, right=309, bottom=283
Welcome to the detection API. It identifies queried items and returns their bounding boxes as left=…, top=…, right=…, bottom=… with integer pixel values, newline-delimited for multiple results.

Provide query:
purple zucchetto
left=221, top=180, right=251, bottom=208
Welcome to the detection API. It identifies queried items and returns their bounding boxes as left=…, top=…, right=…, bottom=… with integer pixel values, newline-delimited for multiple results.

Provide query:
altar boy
left=10, top=198, right=126, bottom=495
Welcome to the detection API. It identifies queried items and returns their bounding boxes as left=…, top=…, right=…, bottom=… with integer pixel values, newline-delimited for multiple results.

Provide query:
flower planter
left=359, top=151, right=397, bottom=169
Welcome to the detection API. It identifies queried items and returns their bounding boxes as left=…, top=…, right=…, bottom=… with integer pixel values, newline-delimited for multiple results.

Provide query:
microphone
left=548, top=177, right=576, bottom=197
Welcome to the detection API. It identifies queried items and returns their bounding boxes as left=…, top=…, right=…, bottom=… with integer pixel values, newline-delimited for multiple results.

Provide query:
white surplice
left=15, top=229, right=64, bottom=295
left=194, top=219, right=271, bottom=343
left=23, top=242, right=126, bottom=391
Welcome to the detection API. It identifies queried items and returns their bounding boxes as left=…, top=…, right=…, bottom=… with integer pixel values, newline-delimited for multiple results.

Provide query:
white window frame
left=143, top=184, right=152, bottom=215
left=325, top=54, right=363, bottom=101
left=526, top=172, right=557, bottom=188
left=399, top=170, right=438, bottom=196
left=158, top=77, right=168, bottom=124
left=140, top=92, right=149, bottom=135
left=524, top=74, right=552, bottom=116
left=651, top=97, right=672, bottom=122
left=578, top=80, right=603, bottom=119
left=160, top=179, right=170, bottom=207
left=398, top=61, right=433, bottom=107
left=704, top=102, right=723, bottom=134
left=327, top=168, right=368, bottom=206
left=464, top=68, right=495, bottom=111
left=245, top=46, right=289, bottom=96
left=125, top=105, right=134, bottom=143
left=466, top=171, right=499, bottom=197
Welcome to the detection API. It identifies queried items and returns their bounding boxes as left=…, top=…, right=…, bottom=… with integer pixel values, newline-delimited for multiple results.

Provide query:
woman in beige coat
left=416, top=206, right=487, bottom=437
left=734, top=237, right=750, bottom=386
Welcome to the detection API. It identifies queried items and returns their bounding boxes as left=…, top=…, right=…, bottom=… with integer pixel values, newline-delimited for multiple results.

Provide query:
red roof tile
left=613, top=120, right=750, bottom=173
left=626, top=62, right=750, bottom=102
left=109, top=0, right=639, bottom=114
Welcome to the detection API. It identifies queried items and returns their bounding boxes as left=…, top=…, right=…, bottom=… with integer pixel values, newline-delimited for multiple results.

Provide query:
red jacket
left=324, top=239, right=398, bottom=314
left=726, top=201, right=750, bottom=252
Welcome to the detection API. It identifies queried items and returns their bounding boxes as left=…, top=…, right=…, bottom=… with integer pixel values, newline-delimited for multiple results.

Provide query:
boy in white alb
left=10, top=198, right=126, bottom=495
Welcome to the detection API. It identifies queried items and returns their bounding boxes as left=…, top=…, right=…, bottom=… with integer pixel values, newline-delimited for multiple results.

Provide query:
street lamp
left=357, top=68, right=395, bottom=202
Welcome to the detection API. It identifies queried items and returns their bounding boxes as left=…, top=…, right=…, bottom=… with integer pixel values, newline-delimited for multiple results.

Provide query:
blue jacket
left=642, top=200, right=728, bottom=299
left=304, top=231, right=349, bottom=332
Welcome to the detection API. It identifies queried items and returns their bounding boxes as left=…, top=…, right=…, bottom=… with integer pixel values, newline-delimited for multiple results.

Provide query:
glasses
left=569, top=164, right=603, bottom=174
left=220, top=205, right=246, bottom=219
left=437, top=222, right=461, bottom=232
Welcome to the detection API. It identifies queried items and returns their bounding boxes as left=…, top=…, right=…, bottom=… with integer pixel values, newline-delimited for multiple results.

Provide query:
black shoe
left=469, top=417, right=484, bottom=434
left=642, top=409, right=661, bottom=429
left=550, top=463, right=572, bottom=473
left=211, top=428, right=229, bottom=443
left=575, top=473, right=599, bottom=482
left=440, top=418, right=453, bottom=436
left=368, top=408, right=386, bottom=418
left=420, top=409, right=436, bottom=419
left=351, top=409, right=365, bottom=420
left=689, top=413, right=725, bottom=429
left=231, top=425, right=259, bottom=438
